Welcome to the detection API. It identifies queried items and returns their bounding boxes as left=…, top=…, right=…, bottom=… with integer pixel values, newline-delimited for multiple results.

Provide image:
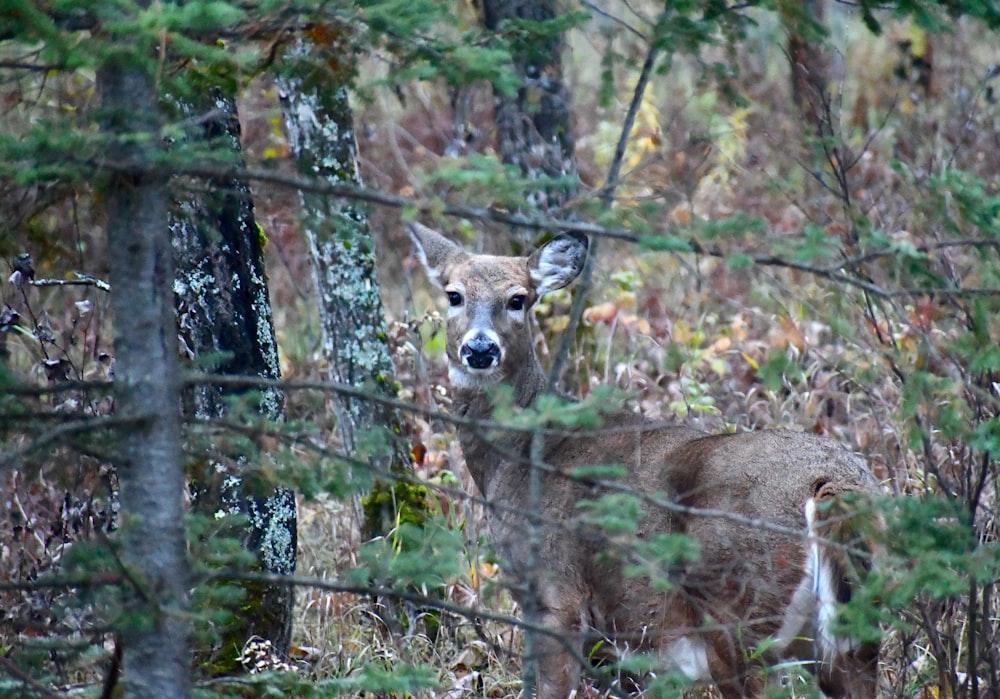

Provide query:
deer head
left=408, top=222, right=587, bottom=398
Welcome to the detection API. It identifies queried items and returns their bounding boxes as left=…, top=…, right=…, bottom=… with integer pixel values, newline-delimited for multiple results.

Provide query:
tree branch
left=0, top=414, right=144, bottom=472
left=548, top=37, right=662, bottom=390
left=30, top=273, right=111, bottom=292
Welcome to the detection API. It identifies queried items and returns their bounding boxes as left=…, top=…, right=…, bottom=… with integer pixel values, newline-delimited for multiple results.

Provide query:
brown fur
left=409, top=223, right=882, bottom=698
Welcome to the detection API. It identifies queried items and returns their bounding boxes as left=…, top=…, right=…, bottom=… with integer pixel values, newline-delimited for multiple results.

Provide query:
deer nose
left=461, top=334, right=501, bottom=370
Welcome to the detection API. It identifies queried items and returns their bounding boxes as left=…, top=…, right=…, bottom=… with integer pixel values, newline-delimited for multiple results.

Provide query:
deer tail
left=804, top=481, right=881, bottom=662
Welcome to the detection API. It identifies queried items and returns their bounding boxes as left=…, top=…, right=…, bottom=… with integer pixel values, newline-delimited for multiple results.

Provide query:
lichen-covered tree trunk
left=276, top=37, right=418, bottom=536
left=171, top=90, right=296, bottom=666
left=98, top=36, right=191, bottom=699
left=481, top=0, right=578, bottom=221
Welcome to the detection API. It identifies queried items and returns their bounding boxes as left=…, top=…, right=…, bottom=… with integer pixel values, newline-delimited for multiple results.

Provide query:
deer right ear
left=407, top=222, right=465, bottom=289
left=528, top=233, right=589, bottom=296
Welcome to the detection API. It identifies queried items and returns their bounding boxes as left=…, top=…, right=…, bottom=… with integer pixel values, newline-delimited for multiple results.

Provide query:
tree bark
left=99, top=35, right=191, bottom=699
left=171, top=89, right=297, bottom=664
left=277, top=37, right=417, bottom=536
left=781, top=0, right=828, bottom=132
left=482, top=0, right=578, bottom=221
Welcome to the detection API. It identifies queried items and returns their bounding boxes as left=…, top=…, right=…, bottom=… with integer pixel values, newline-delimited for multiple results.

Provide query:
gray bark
left=482, top=0, right=578, bottom=220
left=98, top=39, right=191, bottom=699
left=782, top=0, right=829, bottom=130
left=171, top=90, right=297, bottom=661
left=276, top=39, right=411, bottom=523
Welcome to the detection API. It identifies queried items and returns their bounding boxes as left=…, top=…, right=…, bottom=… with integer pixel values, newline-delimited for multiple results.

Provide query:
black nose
left=461, top=335, right=501, bottom=369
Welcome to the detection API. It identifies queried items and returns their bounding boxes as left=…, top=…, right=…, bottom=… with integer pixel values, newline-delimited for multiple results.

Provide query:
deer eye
left=507, top=294, right=526, bottom=312
left=446, top=291, right=463, bottom=307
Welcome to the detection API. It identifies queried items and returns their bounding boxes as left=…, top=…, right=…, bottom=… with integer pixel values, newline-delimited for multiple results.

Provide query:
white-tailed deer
left=408, top=223, right=882, bottom=698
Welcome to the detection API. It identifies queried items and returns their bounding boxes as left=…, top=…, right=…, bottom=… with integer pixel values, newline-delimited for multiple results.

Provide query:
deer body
left=409, top=223, right=881, bottom=698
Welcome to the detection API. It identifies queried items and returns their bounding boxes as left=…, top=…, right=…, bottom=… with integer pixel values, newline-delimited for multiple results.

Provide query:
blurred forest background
left=2, top=0, right=1000, bottom=697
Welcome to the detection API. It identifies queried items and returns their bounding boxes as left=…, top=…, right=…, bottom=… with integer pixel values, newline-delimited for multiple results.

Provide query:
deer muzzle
left=460, top=333, right=501, bottom=370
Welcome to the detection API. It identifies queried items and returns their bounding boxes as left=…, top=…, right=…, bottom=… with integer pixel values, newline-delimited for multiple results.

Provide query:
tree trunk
left=481, top=0, right=578, bottom=223
left=171, top=89, right=297, bottom=666
left=276, top=37, right=418, bottom=537
left=98, top=35, right=191, bottom=699
left=781, top=0, right=828, bottom=132
left=478, top=4, right=581, bottom=690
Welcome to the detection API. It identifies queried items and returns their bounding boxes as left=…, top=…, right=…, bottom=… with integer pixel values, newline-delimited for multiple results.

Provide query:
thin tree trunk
left=99, top=33, right=191, bottom=699
left=276, top=37, right=415, bottom=536
left=482, top=0, right=578, bottom=223
left=781, top=0, right=828, bottom=133
left=478, top=4, right=579, bottom=688
left=171, top=90, right=297, bottom=665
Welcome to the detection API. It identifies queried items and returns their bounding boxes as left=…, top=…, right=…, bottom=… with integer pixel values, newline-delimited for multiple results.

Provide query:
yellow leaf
left=672, top=319, right=693, bottom=345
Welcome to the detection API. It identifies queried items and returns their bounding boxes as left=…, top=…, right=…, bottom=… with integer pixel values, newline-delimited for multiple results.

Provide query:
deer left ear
left=528, top=233, right=588, bottom=296
left=407, top=222, right=466, bottom=289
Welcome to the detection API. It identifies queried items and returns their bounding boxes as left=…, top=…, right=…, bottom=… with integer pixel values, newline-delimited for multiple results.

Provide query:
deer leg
left=815, top=645, right=879, bottom=699
left=529, top=603, right=584, bottom=699
left=704, top=630, right=759, bottom=699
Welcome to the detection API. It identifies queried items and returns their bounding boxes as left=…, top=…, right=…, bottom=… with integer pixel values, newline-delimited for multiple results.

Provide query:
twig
left=578, top=0, right=646, bottom=40
left=0, top=61, right=65, bottom=72
left=204, top=569, right=749, bottom=664
left=30, top=273, right=111, bottom=292
left=0, top=573, right=122, bottom=593
left=12, top=156, right=998, bottom=300
left=1, top=380, right=113, bottom=397
left=0, top=415, right=144, bottom=472
left=59, top=156, right=638, bottom=241
left=547, top=37, right=661, bottom=390
left=689, top=242, right=1000, bottom=299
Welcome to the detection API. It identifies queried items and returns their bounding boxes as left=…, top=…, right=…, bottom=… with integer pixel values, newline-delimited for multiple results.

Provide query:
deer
left=407, top=222, right=883, bottom=699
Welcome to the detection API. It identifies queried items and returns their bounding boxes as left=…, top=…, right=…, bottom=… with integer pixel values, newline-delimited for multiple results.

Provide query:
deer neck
left=450, top=350, right=548, bottom=494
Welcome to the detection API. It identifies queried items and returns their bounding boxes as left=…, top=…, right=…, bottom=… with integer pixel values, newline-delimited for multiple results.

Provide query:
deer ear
left=407, top=222, right=465, bottom=289
left=528, top=233, right=588, bottom=296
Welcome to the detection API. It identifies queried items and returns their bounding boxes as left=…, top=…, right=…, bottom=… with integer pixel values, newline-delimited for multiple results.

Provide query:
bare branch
left=548, top=37, right=662, bottom=390
left=578, top=0, right=646, bottom=40
left=0, top=415, right=143, bottom=472
left=185, top=374, right=873, bottom=551
left=9, top=154, right=994, bottom=299
left=30, top=273, right=111, bottom=292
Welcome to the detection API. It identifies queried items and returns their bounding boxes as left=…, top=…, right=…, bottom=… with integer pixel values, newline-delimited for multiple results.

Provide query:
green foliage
left=419, top=153, right=577, bottom=213
left=361, top=479, right=430, bottom=535
left=569, top=463, right=628, bottom=482
left=624, top=533, right=701, bottom=591
left=356, top=519, right=465, bottom=589
left=575, top=492, right=643, bottom=536
left=857, top=0, right=1000, bottom=33
left=6, top=0, right=1000, bottom=697
left=499, top=11, right=590, bottom=68
left=695, top=212, right=768, bottom=243
left=490, top=384, right=626, bottom=432
left=639, top=233, right=694, bottom=253
left=757, top=349, right=805, bottom=393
